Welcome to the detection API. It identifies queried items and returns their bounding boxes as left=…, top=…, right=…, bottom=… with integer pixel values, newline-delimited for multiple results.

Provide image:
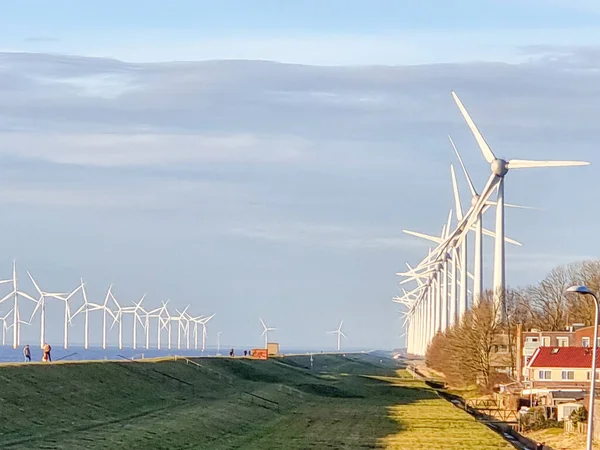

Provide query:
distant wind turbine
left=260, top=317, right=276, bottom=349
left=327, top=320, right=347, bottom=351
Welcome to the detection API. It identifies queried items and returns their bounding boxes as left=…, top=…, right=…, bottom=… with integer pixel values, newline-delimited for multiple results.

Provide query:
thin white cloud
left=0, top=132, right=305, bottom=166
left=228, top=223, right=425, bottom=250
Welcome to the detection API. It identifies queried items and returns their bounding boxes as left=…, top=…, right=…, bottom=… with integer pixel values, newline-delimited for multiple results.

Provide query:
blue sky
left=0, top=1, right=598, bottom=351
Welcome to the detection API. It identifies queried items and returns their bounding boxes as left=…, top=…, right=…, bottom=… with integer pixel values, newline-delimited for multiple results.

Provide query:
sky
left=0, top=0, right=599, bottom=351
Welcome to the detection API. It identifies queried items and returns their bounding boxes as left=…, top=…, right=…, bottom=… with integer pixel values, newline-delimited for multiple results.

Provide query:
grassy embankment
left=0, top=353, right=513, bottom=449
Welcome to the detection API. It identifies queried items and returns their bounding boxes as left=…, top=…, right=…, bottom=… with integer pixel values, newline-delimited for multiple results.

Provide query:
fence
left=177, top=357, right=234, bottom=384
left=239, top=392, right=280, bottom=411
left=276, top=384, right=304, bottom=399
left=564, top=420, right=587, bottom=435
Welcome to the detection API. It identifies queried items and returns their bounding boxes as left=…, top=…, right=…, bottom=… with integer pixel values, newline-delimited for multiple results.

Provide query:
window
left=542, top=337, right=551, bottom=346
left=557, top=337, right=569, bottom=347
left=526, top=337, right=539, bottom=343
left=562, top=370, right=575, bottom=380
left=587, top=371, right=600, bottom=380
left=538, top=370, right=552, bottom=380
left=564, top=405, right=579, bottom=417
left=583, top=337, right=591, bottom=347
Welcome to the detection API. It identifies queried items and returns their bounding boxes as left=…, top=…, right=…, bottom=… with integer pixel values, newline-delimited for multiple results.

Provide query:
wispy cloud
left=229, top=223, right=422, bottom=250
left=0, top=132, right=305, bottom=167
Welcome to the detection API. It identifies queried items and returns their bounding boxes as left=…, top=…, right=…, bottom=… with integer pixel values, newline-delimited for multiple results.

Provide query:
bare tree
left=526, top=265, right=572, bottom=331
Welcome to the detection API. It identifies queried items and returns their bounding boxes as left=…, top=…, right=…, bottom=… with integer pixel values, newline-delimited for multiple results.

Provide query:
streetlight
left=567, top=285, right=599, bottom=450
left=216, top=331, right=222, bottom=356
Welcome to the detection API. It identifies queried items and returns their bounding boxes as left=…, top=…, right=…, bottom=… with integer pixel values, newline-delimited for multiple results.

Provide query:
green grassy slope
left=0, top=354, right=513, bottom=449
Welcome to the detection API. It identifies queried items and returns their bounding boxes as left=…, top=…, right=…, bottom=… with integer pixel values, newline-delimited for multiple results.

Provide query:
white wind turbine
left=101, top=285, right=116, bottom=350
left=143, top=305, right=164, bottom=350
left=71, top=280, right=107, bottom=350
left=448, top=135, right=533, bottom=305
left=327, top=320, right=347, bottom=351
left=0, top=309, right=12, bottom=346
left=186, top=312, right=202, bottom=350
left=172, top=306, right=190, bottom=350
left=27, top=272, right=69, bottom=349
left=452, top=91, right=590, bottom=321
left=0, top=262, right=38, bottom=348
left=121, top=295, right=146, bottom=350
left=198, top=314, right=215, bottom=352
left=109, top=290, right=125, bottom=350
left=157, top=300, right=170, bottom=350
left=53, top=284, right=84, bottom=349
left=260, top=317, right=276, bottom=349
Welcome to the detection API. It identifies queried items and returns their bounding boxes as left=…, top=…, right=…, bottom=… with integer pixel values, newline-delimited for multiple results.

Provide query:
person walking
left=42, top=343, right=52, bottom=362
left=23, top=345, right=31, bottom=362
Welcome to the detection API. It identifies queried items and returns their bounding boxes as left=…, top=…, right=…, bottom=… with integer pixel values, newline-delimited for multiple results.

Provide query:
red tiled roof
left=528, top=346, right=600, bottom=368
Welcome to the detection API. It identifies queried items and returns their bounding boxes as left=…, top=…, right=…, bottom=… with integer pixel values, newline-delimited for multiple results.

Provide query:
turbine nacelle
left=491, top=159, right=509, bottom=177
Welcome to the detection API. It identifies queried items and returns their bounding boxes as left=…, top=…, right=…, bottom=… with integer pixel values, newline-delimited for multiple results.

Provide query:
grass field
left=0, top=353, right=514, bottom=449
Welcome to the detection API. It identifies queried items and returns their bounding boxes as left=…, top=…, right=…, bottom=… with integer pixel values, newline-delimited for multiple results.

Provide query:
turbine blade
left=27, top=272, right=43, bottom=296
left=445, top=209, right=452, bottom=239
left=504, top=202, right=538, bottom=210
left=480, top=228, right=523, bottom=246
left=18, top=291, right=37, bottom=302
left=29, top=299, right=42, bottom=322
left=402, top=230, right=443, bottom=244
left=451, top=91, right=496, bottom=164
left=448, top=134, right=477, bottom=197
left=450, top=164, right=463, bottom=221
left=508, top=159, right=590, bottom=169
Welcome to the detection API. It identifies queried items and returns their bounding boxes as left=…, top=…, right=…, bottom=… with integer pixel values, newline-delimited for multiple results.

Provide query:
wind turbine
left=71, top=279, right=107, bottom=350
left=198, top=314, right=215, bottom=352
left=27, top=272, right=69, bottom=349
left=260, top=317, right=276, bottom=349
left=0, top=262, right=38, bottom=348
left=109, top=290, right=124, bottom=350
left=173, top=306, right=190, bottom=350
left=121, top=295, right=146, bottom=350
left=101, top=285, right=116, bottom=350
left=186, top=313, right=202, bottom=350
left=448, top=135, right=533, bottom=306
left=217, top=331, right=222, bottom=355
left=52, top=284, right=83, bottom=349
left=157, top=300, right=170, bottom=350
left=451, top=90, right=590, bottom=321
left=327, top=320, right=347, bottom=351
left=144, top=305, right=164, bottom=350
left=0, top=309, right=12, bottom=346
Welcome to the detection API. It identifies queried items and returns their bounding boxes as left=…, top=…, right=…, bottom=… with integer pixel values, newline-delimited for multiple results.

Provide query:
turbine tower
left=452, top=90, right=590, bottom=321
left=327, top=320, right=347, bottom=351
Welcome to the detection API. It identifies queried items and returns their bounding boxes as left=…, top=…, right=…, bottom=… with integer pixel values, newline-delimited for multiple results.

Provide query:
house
left=515, top=323, right=590, bottom=382
left=558, top=402, right=584, bottom=421
left=524, top=346, right=600, bottom=406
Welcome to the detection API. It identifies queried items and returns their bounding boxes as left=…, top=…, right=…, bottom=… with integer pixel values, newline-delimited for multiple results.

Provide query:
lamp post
left=567, top=285, right=599, bottom=450
left=216, top=331, right=222, bottom=356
